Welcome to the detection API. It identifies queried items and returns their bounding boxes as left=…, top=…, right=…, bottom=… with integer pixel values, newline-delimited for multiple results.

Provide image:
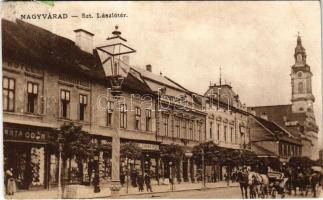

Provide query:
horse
left=291, top=171, right=306, bottom=195
left=237, top=170, right=249, bottom=199
left=248, top=171, right=270, bottom=198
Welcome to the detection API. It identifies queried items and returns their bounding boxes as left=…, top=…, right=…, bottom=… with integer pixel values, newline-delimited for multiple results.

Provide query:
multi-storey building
left=2, top=19, right=161, bottom=189
left=132, top=66, right=207, bottom=183
left=2, top=18, right=208, bottom=190
left=204, top=83, right=249, bottom=180
left=249, top=35, right=319, bottom=159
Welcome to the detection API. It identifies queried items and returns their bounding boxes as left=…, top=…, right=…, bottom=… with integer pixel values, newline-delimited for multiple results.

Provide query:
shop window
left=145, top=109, right=151, bottom=131
left=120, top=104, right=127, bottom=128
left=106, top=101, right=113, bottom=126
left=27, top=82, right=38, bottom=113
left=60, top=90, right=70, bottom=118
left=3, top=77, right=15, bottom=112
left=162, top=114, right=168, bottom=136
left=79, top=94, right=87, bottom=121
left=135, top=107, right=141, bottom=130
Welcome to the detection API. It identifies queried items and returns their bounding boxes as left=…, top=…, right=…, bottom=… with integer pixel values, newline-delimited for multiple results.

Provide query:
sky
left=1, top=1, right=322, bottom=146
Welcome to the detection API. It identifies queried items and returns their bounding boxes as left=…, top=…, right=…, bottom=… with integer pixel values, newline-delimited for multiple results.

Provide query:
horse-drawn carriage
left=267, top=171, right=288, bottom=198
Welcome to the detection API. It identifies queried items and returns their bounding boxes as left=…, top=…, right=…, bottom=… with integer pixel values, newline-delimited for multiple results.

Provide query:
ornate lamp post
left=97, top=25, right=136, bottom=198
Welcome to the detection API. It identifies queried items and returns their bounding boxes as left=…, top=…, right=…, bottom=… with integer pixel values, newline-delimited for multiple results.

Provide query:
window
left=120, top=104, right=127, bottom=128
left=197, top=123, right=202, bottom=141
left=3, top=77, right=15, bottom=112
left=189, top=121, right=193, bottom=140
left=182, top=120, right=187, bottom=139
left=287, top=144, right=290, bottom=156
left=135, top=107, right=141, bottom=130
left=298, top=82, right=304, bottom=94
left=217, top=124, right=220, bottom=141
left=60, top=90, right=70, bottom=118
left=175, top=117, right=180, bottom=138
left=279, top=143, right=282, bottom=156
left=145, top=109, right=151, bottom=131
left=224, top=125, right=227, bottom=142
left=209, top=122, right=213, bottom=139
left=230, top=127, right=233, bottom=143
left=235, top=127, right=238, bottom=144
left=27, top=82, right=38, bottom=113
left=106, top=101, right=113, bottom=126
left=162, top=114, right=168, bottom=136
left=79, top=94, right=87, bottom=121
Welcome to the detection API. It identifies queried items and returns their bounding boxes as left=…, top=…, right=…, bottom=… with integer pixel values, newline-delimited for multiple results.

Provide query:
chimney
left=74, top=29, right=94, bottom=54
left=146, top=64, right=152, bottom=72
left=122, top=55, right=130, bottom=65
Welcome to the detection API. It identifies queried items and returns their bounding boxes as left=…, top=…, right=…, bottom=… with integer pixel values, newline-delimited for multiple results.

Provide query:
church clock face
left=297, top=54, right=303, bottom=62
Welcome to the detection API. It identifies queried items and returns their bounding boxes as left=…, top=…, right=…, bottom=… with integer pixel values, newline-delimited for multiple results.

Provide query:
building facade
left=2, top=19, right=161, bottom=189
left=248, top=115, right=302, bottom=163
left=203, top=83, right=250, bottom=181
left=248, top=35, right=319, bottom=159
left=2, top=18, right=209, bottom=190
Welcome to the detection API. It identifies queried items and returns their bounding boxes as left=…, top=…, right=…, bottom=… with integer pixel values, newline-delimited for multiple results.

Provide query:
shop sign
left=4, top=127, right=47, bottom=141
left=136, top=143, right=159, bottom=151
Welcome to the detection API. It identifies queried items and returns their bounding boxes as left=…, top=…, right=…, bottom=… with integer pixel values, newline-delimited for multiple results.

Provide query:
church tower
left=291, top=35, right=315, bottom=114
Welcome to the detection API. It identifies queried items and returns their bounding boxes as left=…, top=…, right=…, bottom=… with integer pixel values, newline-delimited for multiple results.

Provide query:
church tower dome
left=291, top=35, right=315, bottom=114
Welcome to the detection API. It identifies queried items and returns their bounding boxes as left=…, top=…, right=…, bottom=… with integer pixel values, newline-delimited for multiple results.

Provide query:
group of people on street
left=121, top=170, right=153, bottom=193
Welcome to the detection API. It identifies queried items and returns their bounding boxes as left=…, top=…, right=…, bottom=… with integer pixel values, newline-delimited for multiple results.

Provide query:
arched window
left=298, top=82, right=304, bottom=94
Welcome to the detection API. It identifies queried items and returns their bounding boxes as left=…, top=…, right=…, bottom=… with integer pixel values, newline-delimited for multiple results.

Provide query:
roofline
left=251, top=115, right=301, bottom=145
left=251, top=115, right=278, bottom=139
left=74, top=29, right=95, bottom=36
left=140, top=74, right=188, bottom=93
left=248, top=104, right=292, bottom=108
left=164, top=76, right=191, bottom=93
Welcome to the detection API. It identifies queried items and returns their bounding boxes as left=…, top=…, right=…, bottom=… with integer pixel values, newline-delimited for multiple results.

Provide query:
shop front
left=3, top=123, right=53, bottom=190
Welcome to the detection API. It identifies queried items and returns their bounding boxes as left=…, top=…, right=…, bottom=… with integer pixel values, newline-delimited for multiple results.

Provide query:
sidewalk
left=5, top=181, right=239, bottom=199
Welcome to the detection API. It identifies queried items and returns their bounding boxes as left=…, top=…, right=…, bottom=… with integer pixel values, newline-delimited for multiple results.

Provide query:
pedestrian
left=120, top=172, right=125, bottom=187
left=144, top=173, right=153, bottom=192
left=224, top=173, right=229, bottom=187
left=6, top=168, right=16, bottom=195
left=311, top=171, right=319, bottom=197
left=137, top=174, right=144, bottom=192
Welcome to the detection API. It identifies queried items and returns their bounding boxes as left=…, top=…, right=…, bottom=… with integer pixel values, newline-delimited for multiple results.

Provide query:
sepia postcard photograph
left=0, top=1, right=322, bottom=199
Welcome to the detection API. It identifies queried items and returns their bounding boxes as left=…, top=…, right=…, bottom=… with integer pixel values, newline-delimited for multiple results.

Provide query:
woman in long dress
left=6, top=168, right=16, bottom=195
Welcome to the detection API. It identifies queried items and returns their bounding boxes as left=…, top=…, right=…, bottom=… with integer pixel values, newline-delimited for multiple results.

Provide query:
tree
left=120, top=142, right=142, bottom=160
left=160, top=144, right=185, bottom=182
left=192, top=141, right=224, bottom=166
left=50, top=122, right=94, bottom=183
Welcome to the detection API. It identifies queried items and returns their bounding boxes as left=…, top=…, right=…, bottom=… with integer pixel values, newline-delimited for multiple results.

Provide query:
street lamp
left=97, top=25, right=136, bottom=198
left=57, top=132, right=64, bottom=199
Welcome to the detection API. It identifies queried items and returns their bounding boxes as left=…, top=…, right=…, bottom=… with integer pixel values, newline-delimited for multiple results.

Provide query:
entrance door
left=4, top=143, right=32, bottom=189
